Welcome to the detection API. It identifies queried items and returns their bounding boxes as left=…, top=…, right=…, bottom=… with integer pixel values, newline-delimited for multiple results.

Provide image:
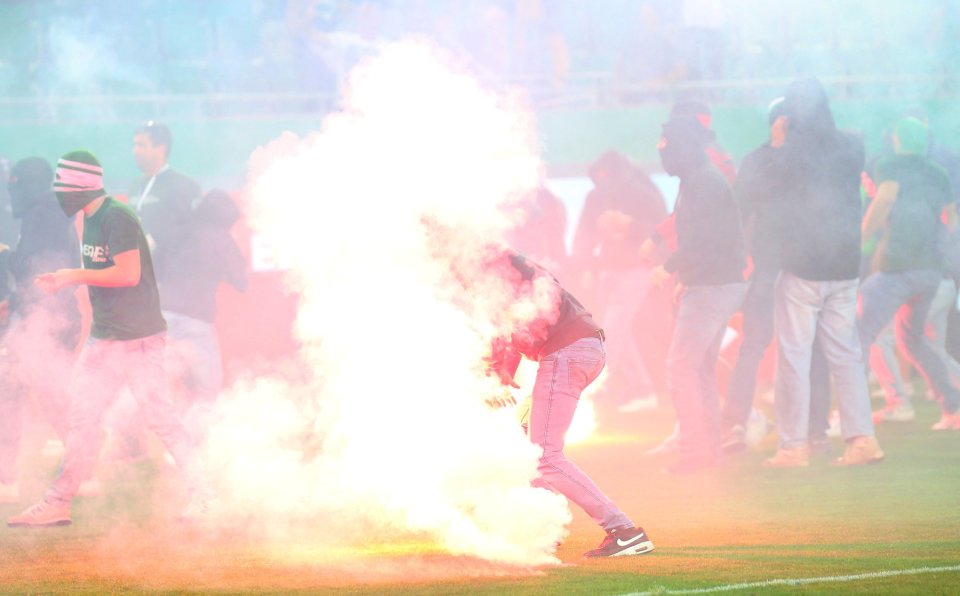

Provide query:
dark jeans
left=859, top=270, right=960, bottom=414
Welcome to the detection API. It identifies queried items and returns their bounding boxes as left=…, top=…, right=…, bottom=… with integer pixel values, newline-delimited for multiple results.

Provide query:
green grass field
left=1, top=395, right=958, bottom=595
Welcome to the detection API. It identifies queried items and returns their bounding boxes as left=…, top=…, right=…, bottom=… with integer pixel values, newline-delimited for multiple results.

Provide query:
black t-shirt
left=873, top=154, right=952, bottom=273
left=83, top=197, right=166, bottom=340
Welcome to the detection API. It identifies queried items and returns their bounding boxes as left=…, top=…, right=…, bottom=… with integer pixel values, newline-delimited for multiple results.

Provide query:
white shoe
left=872, top=404, right=916, bottom=423
left=825, top=410, right=842, bottom=438
left=77, top=477, right=102, bottom=498
left=0, top=482, right=20, bottom=504
left=646, top=423, right=680, bottom=455
left=744, top=408, right=773, bottom=447
left=617, top=396, right=658, bottom=413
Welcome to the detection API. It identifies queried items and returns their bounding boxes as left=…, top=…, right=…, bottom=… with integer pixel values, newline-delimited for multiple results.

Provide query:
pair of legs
left=528, top=336, right=631, bottom=531
left=774, top=273, right=874, bottom=449
left=722, top=270, right=831, bottom=444
left=666, top=283, right=745, bottom=465
left=103, top=311, right=225, bottom=456
left=859, top=270, right=960, bottom=416
left=45, top=333, right=197, bottom=504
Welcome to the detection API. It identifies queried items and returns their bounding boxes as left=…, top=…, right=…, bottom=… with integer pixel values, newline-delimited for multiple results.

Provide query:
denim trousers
left=723, top=270, right=776, bottom=430
left=666, top=282, right=746, bottom=459
left=924, top=277, right=960, bottom=387
left=47, top=333, right=197, bottom=502
left=774, top=273, right=873, bottom=448
left=859, top=270, right=960, bottom=414
left=529, top=337, right=632, bottom=532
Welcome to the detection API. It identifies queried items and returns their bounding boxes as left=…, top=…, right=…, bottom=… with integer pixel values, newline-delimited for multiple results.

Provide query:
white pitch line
left=620, top=564, right=960, bottom=596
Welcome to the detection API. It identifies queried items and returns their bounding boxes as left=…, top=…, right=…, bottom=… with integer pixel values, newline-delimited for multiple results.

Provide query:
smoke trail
left=203, top=40, right=571, bottom=567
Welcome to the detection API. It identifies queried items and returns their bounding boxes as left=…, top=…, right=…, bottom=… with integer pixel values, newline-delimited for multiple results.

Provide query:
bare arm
left=35, top=249, right=141, bottom=293
left=861, top=181, right=899, bottom=249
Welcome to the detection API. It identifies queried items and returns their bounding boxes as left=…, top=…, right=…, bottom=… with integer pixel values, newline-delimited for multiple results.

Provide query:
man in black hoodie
left=766, top=78, right=883, bottom=468
left=158, top=189, right=248, bottom=443
left=646, top=115, right=746, bottom=474
left=0, top=157, right=81, bottom=502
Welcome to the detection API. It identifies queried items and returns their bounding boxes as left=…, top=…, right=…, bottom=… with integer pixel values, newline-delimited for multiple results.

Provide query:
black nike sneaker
left=583, top=526, right=655, bottom=557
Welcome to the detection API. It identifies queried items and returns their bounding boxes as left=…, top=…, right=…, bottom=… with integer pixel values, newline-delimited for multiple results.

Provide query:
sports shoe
left=0, top=481, right=19, bottom=504
left=872, top=404, right=915, bottom=423
left=763, top=446, right=809, bottom=468
left=7, top=498, right=72, bottom=527
left=721, top=426, right=747, bottom=454
left=617, top=396, right=658, bottom=413
left=931, top=411, right=960, bottom=431
left=646, top=423, right=680, bottom=455
left=583, top=526, right=654, bottom=558
left=830, top=435, right=885, bottom=466
left=745, top=409, right=774, bottom=447
left=825, top=410, right=842, bottom=438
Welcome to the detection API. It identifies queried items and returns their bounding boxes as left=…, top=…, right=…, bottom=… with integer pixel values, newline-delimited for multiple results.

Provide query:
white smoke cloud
left=203, top=40, right=573, bottom=567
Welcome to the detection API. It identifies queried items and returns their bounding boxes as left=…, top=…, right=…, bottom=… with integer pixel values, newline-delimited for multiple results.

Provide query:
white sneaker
left=825, top=410, right=842, bottom=438
left=744, top=408, right=773, bottom=447
left=646, top=423, right=680, bottom=455
left=872, top=404, right=916, bottom=423
left=0, top=481, right=19, bottom=504
left=617, top=396, right=658, bottom=413
left=77, top=477, right=102, bottom=498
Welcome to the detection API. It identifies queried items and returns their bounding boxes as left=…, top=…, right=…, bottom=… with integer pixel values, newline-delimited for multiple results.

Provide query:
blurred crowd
left=2, top=0, right=959, bottom=114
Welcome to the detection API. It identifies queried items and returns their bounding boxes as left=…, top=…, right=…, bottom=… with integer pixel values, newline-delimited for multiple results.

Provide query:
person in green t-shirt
left=859, top=118, right=960, bottom=431
left=6, top=150, right=206, bottom=528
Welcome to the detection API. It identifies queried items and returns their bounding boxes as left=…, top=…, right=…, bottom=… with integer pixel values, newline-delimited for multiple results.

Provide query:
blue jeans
left=859, top=270, right=960, bottom=414
left=530, top=337, right=632, bottom=531
left=47, top=333, right=197, bottom=502
left=723, top=270, right=776, bottom=429
left=774, top=273, right=873, bottom=449
left=667, top=283, right=746, bottom=459
left=722, top=270, right=832, bottom=439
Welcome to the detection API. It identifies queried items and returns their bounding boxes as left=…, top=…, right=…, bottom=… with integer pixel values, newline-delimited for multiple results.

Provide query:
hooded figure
left=776, top=77, right=865, bottom=282
left=1, top=157, right=80, bottom=332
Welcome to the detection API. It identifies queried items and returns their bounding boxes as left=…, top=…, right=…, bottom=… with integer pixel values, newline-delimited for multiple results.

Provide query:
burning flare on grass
left=204, top=41, right=576, bottom=566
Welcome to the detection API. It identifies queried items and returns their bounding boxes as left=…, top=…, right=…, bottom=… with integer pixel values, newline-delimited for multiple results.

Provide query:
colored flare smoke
left=203, top=41, right=572, bottom=566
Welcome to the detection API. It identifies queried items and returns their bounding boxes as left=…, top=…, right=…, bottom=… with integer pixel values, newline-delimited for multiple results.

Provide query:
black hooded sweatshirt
left=774, top=78, right=865, bottom=281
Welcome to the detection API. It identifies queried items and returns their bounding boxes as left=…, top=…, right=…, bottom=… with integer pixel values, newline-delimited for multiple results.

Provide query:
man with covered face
left=766, top=78, right=883, bottom=467
left=6, top=150, right=203, bottom=527
left=645, top=114, right=747, bottom=474
left=0, top=157, right=81, bottom=503
left=483, top=248, right=654, bottom=558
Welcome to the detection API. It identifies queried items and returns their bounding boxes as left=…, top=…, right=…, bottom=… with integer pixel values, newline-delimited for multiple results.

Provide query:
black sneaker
left=583, top=526, right=654, bottom=557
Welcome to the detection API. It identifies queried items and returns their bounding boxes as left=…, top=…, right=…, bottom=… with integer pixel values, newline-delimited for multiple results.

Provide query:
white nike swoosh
left=617, top=534, right=647, bottom=547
